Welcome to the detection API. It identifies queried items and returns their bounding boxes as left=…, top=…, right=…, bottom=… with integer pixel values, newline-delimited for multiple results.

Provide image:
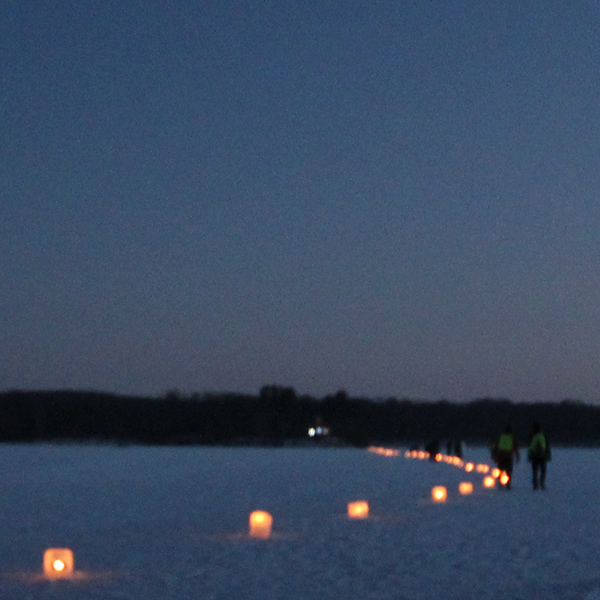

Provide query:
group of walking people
left=491, top=422, right=551, bottom=490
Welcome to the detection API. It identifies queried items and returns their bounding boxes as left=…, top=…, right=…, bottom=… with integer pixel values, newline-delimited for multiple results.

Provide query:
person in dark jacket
left=528, top=422, right=551, bottom=490
left=492, top=426, right=520, bottom=489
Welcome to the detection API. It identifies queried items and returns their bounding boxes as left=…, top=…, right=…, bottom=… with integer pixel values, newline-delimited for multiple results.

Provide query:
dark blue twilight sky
left=2, top=1, right=600, bottom=402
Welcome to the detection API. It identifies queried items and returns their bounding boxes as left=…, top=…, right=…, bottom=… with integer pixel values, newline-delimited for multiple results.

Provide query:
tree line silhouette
left=0, top=387, right=599, bottom=447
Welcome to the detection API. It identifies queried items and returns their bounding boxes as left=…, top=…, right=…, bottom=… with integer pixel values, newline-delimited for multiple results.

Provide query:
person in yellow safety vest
left=492, top=425, right=520, bottom=490
left=528, top=422, right=551, bottom=490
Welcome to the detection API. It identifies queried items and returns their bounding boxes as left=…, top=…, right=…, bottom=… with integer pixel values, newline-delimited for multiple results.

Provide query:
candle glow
left=483, top=476, right=496, bottom=488
left=431, top=486, right=448, bottom=502
left=43, top=548, right=74, bottom=578
left=347, top=501, right=370, bottom=519
left=249, top=510, right=273, bottom=538
left=458, top=482, right=474, bottom=495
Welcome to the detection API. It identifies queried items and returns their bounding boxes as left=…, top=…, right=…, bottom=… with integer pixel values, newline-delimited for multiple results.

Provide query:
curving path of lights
left=31, top=445, right=509, bottom=580
left=367, top=446, right=510, bottom=492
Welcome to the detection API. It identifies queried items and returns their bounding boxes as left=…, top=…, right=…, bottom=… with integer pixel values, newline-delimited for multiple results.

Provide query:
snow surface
left=0, top=444, right=599, bottom=599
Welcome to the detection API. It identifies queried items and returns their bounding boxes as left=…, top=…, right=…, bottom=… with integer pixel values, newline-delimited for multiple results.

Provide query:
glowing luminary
left=483, top=476, right=496, bottom=489
left=464, top=463, right=474, bottom=472
left=347, top=501, right=369, bottom=519
left=491, top=468, right=501, bottom=478
left=43, top=548, right=74, bottom=578
left=458, top=482, right=474, bottom=495
left=452, top=457, right=463, bottom=467
left=249, top=511, right=273, bottom=538
left=476, top=464, right=490, bottom=474
left=431, top=486, right=448, bottom=502
left=500, top=471, right=510, bottom=485
left=417, top=451, right=427, bottom=460
left=435, top=453, right=443, bottom=462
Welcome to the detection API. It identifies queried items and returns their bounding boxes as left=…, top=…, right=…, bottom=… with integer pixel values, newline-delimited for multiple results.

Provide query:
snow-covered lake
left=0, top=444, right=598, bottom=600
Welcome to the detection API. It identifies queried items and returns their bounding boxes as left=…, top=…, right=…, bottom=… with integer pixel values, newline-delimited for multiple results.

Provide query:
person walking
left=528, top=422, right=551, bottom=490
left=493, top=426, right=520, bottom=490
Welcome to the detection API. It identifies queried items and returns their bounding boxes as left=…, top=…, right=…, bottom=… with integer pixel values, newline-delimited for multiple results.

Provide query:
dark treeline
left=0, top=387, right=599, bottom=447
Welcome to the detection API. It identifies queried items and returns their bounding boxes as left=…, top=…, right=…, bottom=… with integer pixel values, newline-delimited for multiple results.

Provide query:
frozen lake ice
left=0, top=443, right=599, bottom=599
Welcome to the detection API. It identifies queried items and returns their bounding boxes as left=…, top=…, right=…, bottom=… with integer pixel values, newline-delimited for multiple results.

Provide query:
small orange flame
left=249, top=510, right=273, bottom=538
left=43, top=549, right=74, bottom=578
left=432, top=486, right=448, bottom=502
left=347, top=500, right=369, bottom=519
left=458, top=482, right=474, bottom=495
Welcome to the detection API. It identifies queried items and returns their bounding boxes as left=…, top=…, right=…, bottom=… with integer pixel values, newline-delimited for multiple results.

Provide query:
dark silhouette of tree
left=0, top=388, right=600, bottom=447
